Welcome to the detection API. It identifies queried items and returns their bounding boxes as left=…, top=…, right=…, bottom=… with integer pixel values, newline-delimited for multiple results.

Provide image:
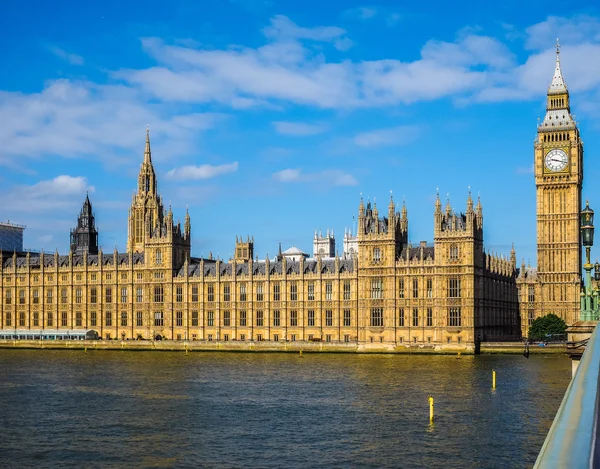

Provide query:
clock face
left=545, top=148, right=568, bottom=172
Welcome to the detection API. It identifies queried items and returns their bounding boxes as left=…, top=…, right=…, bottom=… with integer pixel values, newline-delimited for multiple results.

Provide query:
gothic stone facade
left=0, top=127, right=521, bottom=346
left=516, top=44, right=583, bottom=337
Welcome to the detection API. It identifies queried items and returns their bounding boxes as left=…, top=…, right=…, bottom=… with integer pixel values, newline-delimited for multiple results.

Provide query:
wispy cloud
left=342, top=6, right=401, bottom=26
left=1, top=175, right=94, bottom=213
left=0, top=79, right=222, bottom=166
left=354, top=125, right=423, bottom=147
left=47, top=46, right=85, bottom=65
left=166, top=162, right=239, bottom=180
left=272, top=168, right=358, bottom=186
left=273, top=121, right=328, bottom=136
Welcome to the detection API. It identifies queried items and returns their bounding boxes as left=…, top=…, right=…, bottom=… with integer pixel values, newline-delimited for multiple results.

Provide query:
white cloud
left=354, top=125, right=422, bottom=147
left=273, top=121, right=328, bottom=136
left=0, top=175, right=94, bottom=213
left=166, top=162, right=239, bottom=180
left=524, top=15, right=600, bottom=50
left=263, top=14, right=348, bottom=44
left=0, top=79, right=222, bottom=166
left=343, top=6, right=378, bottom=21
left=48, top=46, right=84, bottom=65
left=272, top=168, right=358, bottom=186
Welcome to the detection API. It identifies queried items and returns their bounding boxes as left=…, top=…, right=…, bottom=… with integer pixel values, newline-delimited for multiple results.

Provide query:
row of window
left=394, top=278, right=461, bottom=299
left=6, top=272, right=139, bottom=284
left=372, top=307, right=462, bottom=327
left=3, top=278, right=463, bottom=304
left=4, top=307, right=462, bottom=329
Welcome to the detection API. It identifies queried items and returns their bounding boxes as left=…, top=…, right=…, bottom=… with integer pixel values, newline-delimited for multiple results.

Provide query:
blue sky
left=1, top=0, right=600, bottom=265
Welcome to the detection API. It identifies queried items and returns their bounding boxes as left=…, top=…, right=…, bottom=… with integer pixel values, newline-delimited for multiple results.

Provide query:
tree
left=528, top=314, right=567, bottom=341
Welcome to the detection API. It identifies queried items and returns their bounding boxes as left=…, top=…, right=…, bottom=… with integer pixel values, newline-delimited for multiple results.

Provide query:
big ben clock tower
left=535, top=40, right=583, bottom=326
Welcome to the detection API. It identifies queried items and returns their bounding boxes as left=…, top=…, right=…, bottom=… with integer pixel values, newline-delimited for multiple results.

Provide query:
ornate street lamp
left=580, top=201, right=598, bottom=320
left=581, top=201, right=595, bottom=266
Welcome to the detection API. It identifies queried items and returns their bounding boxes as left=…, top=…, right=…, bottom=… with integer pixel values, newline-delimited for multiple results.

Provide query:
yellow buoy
left=457, top=352, right=461, bottom=359
left=492, top=370, right=496, bottom=389
left=428, top=396, right=434, bottom=423
left=299, top=350, right=303, bottom=357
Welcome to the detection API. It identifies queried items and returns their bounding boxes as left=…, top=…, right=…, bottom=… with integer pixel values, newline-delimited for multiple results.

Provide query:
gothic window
left=290, top=282, right=298, bottom=301
left=176, top=286, right=183, bottom=303
left=154, top=286, right=164, bottom=303
left=256, top=310, right=264, bottom=327
left=154, top=311, right=164, bottom=327
left=308, top=310, right=315, bottom=327
left=448, top=278, right=461, bottom=298
left=176, top=311, right=183, bottom=327
left=256, top=283, right=264, bottom=302
left=398, top=279, right=405, bottom=299
left=370, top=308, right=383, bottom=327
left=156, top=249, right=162, bottom=265
left=19, top=289, right=25, bottom=305
left=427, top=308, right=433, bottom=327
left=273, top=283, right=280, bottom=301
left=273, top=310, right=280, bottom=327
left=75, top=312, right=82, bottom=327
left=239, top=311, right=247, bottom=327
left=105, top=287, right=112, bottom=304
left=61, top=311, right=68, bottom=327
left=121, top=287, right=127, bottom=304
left=47, top=312, right=53, bottom=327
left=121, top=312, right=128, bottom=327
left=373, top=248, right=381, bottom=263
left=136, top=287, right=143, bottom=303
left=426, top=278, right=433, bottom=298
left=450, top=245, right=459, bottom=260
left=290, top=310, right=298, bottom=327
left=528, top=286, right=535, bottom=303
left=33, top=312, right=39, bottom=327
left=61, top=288, right=68, bottom=304
left=449, top=307, right=461, bottom=327
left=412, top=279, right=419, bottom=298
left=371, top=279, right=383, bottom=299
left=412, top=308, right=419, bottom=327
left=207, top=284, right=214, bottom=302
left=399, top=308, right=405, bottom=327
left=91, top=286, right=99, bottom=303
left=343, top=281, right=351, bottom=300
left=90, top=311, right=97, bottom=327
left=325, top=281, right=332, bottom=301
left=308, top=282, right=315, bottom=301
left=145, top=176, right=150, bottom=193
left=222, top=284, right=230, bottom=302
left=191, top=311, right=199, bottom=327
left=325, top=310, right=333, bottom=327
left=75, top=288, right=82, bottom=304
left=5, top=290, right=11, bottom=305
left=240, top=284, right=247, bottom=302
left=136, top=311, right=143, bottom=327
left=344, top=309, right=351, bottom=326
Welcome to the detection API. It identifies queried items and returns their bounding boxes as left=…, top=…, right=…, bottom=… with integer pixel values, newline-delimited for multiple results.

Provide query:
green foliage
left=528, top=314, right=567, bottom=340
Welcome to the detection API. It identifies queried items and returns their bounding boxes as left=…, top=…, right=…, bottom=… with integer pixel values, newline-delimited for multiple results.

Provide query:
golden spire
left=144, top=125, right=152, bottom=164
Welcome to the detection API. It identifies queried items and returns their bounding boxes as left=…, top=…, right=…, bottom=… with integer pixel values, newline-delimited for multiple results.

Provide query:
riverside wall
left=0, top=340, right=566, bottom=354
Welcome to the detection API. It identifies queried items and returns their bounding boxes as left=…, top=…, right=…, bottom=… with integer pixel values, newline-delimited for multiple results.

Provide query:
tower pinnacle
left=144, top=125, right=152, bottom=164
left=548, top=38, right=567, bottom=95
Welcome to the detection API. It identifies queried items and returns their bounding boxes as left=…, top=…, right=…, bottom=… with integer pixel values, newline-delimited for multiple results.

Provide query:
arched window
left=449, top=244, right=459, bottom=260
left=145, top=176, right=150, bottom=193
left=156, top=249, right=162, bottom=265
left=373, top=248, right=381, bottom=263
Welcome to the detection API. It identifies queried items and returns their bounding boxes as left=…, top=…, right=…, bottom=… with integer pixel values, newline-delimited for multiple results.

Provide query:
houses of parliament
left=0, top=45, right=584, bottom=347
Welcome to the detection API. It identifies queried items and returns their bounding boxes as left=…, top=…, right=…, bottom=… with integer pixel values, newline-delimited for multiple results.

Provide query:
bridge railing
left=534, top=323, right=600, bottom=468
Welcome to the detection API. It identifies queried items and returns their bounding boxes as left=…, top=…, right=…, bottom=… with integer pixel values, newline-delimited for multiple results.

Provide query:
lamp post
left=580, top=201, right=598, bottom=320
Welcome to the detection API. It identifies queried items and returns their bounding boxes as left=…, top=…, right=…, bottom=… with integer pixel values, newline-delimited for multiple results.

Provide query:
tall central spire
left=548, top=38, right=567, bottom=95
left=144, top=125, right=152, bottom=164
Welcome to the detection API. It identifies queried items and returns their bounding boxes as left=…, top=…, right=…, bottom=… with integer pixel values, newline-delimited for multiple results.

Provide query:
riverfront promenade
left=0, top=339, right=565, bottom=354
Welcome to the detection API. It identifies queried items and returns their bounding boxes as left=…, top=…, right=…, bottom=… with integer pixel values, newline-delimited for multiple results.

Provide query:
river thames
left=0, top=351, right=570, bottom=468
